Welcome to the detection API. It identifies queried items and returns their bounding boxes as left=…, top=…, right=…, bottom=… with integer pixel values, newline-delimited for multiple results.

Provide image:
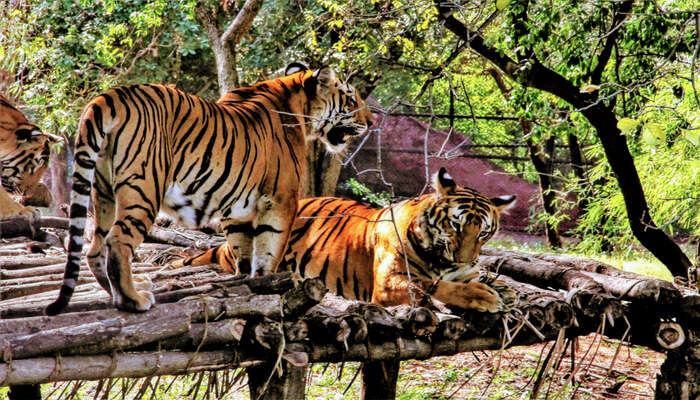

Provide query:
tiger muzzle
left=327, top=125, right=360, bottom=146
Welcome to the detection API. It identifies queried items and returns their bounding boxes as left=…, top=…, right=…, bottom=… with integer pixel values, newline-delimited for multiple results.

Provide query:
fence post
left=247, top=362, right=306, bottom=399
left=9, top=384, right=42, bottom=400
left=361, top=359, right=400, bottom=400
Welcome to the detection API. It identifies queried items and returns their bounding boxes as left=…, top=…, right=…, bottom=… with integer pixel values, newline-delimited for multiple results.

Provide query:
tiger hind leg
left=249, top=195, right=295, bottom=277
left=104, top=189, right=157, bottom=312
left=86, top=191, right=115, bottom=295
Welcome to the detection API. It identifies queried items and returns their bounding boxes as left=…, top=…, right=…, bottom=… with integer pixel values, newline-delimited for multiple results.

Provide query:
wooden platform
left=1, top=228, right=698, bottom=399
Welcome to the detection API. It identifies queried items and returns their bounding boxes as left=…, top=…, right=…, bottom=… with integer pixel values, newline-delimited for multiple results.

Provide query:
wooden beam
left=246, top=362, right=306, bottom=400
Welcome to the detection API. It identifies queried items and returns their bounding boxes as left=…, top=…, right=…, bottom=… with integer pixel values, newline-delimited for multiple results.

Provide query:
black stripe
left=319, top=257, right=330, bottom=283
left=253, top=224, right=283, bottom=236
left=224, top=222, right=253, bottom=234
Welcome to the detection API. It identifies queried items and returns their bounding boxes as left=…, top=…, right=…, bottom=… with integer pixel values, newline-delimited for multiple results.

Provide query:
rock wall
left=339, top=112, right=578, bottom=231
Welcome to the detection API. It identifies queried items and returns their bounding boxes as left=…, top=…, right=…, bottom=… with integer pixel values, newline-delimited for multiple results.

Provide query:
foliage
left=0, top=0, right=212, bottom=147
left=340, top=178, right=392, bottom=207
left=1, top=0, right=697, bottom=255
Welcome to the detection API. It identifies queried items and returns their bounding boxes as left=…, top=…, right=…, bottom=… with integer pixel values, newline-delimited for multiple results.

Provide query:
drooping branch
left=589, top=0, right=635, bottom=84
left=434, top=2, right=693, bottom=278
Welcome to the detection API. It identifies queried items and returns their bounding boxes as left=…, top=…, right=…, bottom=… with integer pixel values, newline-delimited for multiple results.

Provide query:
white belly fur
left=162, top=183, right=258, bottom=228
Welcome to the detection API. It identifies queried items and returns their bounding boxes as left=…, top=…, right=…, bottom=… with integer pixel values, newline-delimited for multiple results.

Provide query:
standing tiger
left=45, top=64, right=373, bottom=315
left=176, top=168, right=516, bottom=312
left=1, top=93, right=54, bottom=219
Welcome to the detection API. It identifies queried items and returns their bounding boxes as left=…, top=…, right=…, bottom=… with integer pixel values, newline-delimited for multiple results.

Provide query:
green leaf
left=682, top=129, right=700, bottom=146
left=616, top=118, right=638, bottom=135
left=495, top=0, right=509, bottom=11
left=642, top=123, right=666, bottom=147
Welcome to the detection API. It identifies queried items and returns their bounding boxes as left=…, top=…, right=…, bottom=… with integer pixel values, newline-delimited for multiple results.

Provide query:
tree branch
left=434, top=2, right=693, bottom=277
left=589, top=0, right=634, bottom=84
left=219, top=0, right=264, bottom=46
left=194, top=3, right=221, bottom=48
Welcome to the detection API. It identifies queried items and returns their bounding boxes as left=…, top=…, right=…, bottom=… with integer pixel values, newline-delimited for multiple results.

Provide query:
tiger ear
left=313, top=66, right=335, bottom=88
left=285, top=62, right=308, bottom=76
left=490, top=195, right=517, bottom=214
left=434, top=167, right=457, bottom=197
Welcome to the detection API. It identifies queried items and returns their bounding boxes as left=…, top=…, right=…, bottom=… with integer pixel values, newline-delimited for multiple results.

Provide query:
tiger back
left=46, top=64, right=373, bottom=315
left=178, top=168, right=516, bottom=312
left=0, top=94, right=54, bottom=219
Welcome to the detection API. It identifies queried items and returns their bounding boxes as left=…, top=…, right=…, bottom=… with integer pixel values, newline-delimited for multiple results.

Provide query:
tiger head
left=410, top=167, right=516, bottom=269
left=0, top=95, right=54, bottom=205
left=285, top=63, right=374, bottom=153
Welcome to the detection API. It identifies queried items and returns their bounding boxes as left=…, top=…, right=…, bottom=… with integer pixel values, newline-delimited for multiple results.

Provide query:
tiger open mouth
left=327, top=125, right=360, bottom=146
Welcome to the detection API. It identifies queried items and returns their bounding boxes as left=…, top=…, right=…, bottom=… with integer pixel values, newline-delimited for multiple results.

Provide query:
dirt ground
left=396, top=333, right=664, bottom=399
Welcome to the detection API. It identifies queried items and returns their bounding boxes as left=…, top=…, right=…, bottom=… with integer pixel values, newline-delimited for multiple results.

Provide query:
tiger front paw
left=457, top=281, right=503, bottom=313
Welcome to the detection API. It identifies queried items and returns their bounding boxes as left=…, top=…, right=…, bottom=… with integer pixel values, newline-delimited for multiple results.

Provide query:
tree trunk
left=194, top=0, right=263, bottom=95
left=303, top=141, right=343, bottom=197
left=525, top=131, right=562, bottom=248
left=436, top=7, right=693, bottom=278
left=48, top=146, right=70, bottom=210
left=567, top=133, right=614, bottom=252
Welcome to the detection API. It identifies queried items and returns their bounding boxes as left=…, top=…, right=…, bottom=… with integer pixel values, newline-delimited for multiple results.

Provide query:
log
left=303, top=303, right=368, bottom=344
left=434, top=313, right=468, bottom=340
left=303, top=311, right=351, bottom=345
left=319, top=293, right=402, bottom=341
left=579, top=270, right=680, bottom=305
left=0, top=350, right=260, bottom=386
left=495, top=275, right=575, bottom=330
left=248, top=319, right=284, bottom=350
left=282, top=277, right=328, bottom=318
left=479, top=254, right=605, bottom=292
left=1, top=295, right=283, bottom=334
left=386, top=305, right=439, bottom=337
left=1, top=213, right=224, bottom=251
left=63, top=315, right=191, bottom=356
left=480, top=248, right=681, bottom=305
left=345, top=303, right=402, bottom=341
left=152, top=319, right=247, bottom=350
left=1, top=256, right=65, bottom=270
left=654, top=309, right=700, bottom=400
left=146, top=225, right=223, bottom=250
left=479, top=255, right=627, bottom=320
left=244, top=271, right=299, bottom=294
left=283, top=320, right=309, bottom=342
left=1, top=263, right=160, bottom=281
left=1, top=318, right=123, bottom=360
left=0, top=214, right=41, bottom=239
left=283, top=323, right=562, bottom=364
left=153, top=281, right=252, bottom=304
left=3, top=314, right=191, bottom=360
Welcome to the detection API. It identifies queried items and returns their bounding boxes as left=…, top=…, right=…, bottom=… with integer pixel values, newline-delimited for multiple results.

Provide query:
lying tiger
left=46, top=64, right=373, bottom=315
left=176, top=168, right=516, bottom=312
left=0, top=93, right=54, bottom=220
